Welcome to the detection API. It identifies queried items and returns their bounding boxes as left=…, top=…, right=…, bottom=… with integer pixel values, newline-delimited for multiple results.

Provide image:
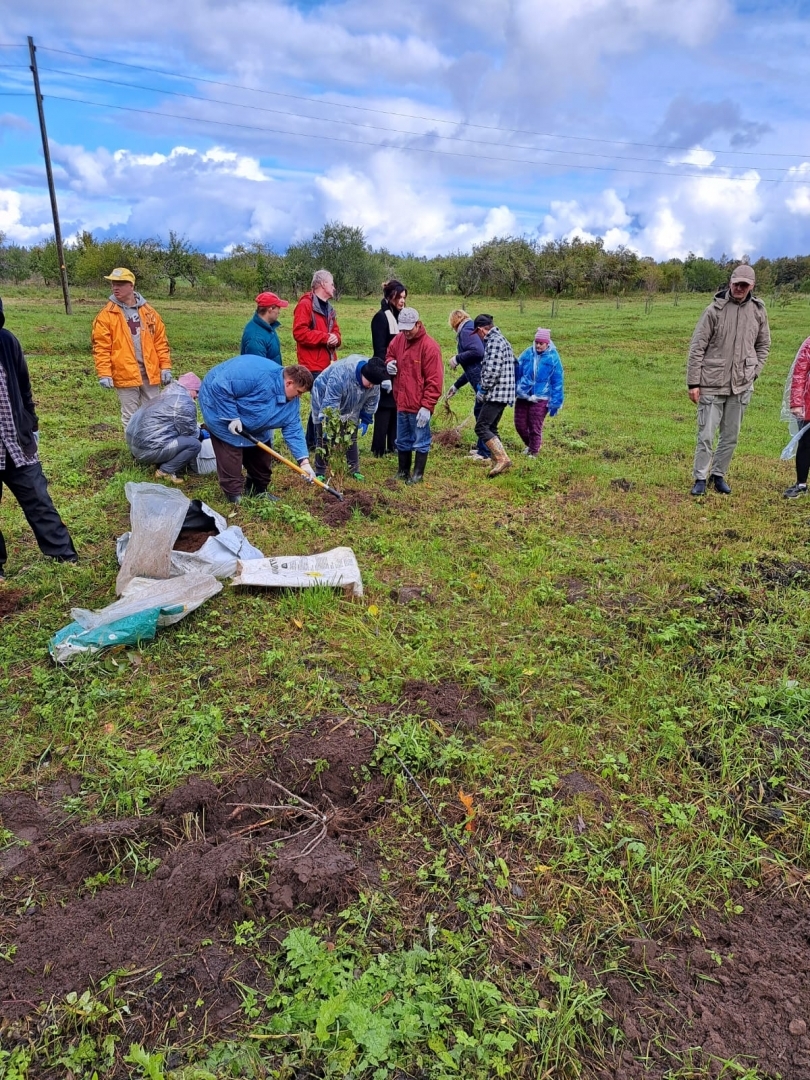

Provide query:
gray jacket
left=687, top=289, right=770, bottom=395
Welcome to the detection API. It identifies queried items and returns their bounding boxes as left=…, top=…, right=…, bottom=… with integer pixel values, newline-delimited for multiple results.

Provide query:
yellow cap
left=103, top=267, right=136, bottom=284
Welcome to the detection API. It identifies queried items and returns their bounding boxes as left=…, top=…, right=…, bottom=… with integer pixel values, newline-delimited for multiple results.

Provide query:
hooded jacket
left=91, top=293, right=172, bottom=388
left=125, top=383, right=200, bottom=461
left=292, top=292, right=341, bottom=374
left=311, top=356, right=380, bottom=425
left=451, top=318, right=485, bottom=391
left=515, top=343, right=564, bottom=414
left=240, top=312, right=282, bottom=364
left=687, top=288, right=770, bottom=395
left=0, top=297, right=38, bottom=457
left=788, top=337, right=810, bottom=419
left=386, top=324, right=443, bottom=415
left=198, top=355, right=308, bottom=459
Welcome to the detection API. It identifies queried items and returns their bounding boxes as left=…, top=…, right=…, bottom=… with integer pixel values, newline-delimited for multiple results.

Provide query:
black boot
left=710, top=474, right=731, bottom=494
left=407, top=451, right=428, bottom=485
left=397, top=450, right=412, bottom=480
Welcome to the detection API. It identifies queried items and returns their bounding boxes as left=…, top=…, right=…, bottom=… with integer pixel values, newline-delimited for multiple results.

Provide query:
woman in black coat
left=369, top=280, right=407, bottom=456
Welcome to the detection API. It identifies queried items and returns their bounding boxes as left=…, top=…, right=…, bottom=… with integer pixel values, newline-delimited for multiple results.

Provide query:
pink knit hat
left=177, top=372, right=201, bottom=391
left=534, top=328, right=551, bottom=343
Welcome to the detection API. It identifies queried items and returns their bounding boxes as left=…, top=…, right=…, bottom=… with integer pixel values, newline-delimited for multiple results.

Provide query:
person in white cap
left=686, top=264, right=770, bottom=496
left=91, top=267, right=172, bottom=431
left=125, top=372, right=204, bottom=484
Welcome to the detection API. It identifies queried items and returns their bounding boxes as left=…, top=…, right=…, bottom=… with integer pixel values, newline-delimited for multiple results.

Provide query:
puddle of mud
left=591, top=891, right=810, bottom=1079
left=0, top=724, right=382, bottom=1047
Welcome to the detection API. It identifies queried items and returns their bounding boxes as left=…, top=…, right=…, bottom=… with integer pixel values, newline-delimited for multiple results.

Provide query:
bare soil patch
left=0, top=725, right=382, bottom=1057
left=0, top=588, right=27, bottom=617
left=399, top=679, right=490, bottom=730
left=434, top=428, right=463, bottom=447
left=592, top=891, right=810, bottom=1079
left=85, top=449, right=125, bottom=481
left=744, top=557, right=810, bottom=589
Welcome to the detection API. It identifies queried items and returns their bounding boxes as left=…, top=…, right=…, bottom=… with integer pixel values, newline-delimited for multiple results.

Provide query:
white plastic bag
left=116, top=483, right=190, bottom=594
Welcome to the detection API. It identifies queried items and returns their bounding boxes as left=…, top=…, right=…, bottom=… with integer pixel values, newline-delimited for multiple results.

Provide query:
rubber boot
left=407, top=451, right=428, bottom=485
left=397, top=450, right=413, bottom=480
left=485, top=437, right=512, bottom=477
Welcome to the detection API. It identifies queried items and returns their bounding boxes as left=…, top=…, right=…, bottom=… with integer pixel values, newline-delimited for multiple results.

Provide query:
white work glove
left=386, top=360, right=398, bottom=375
left=227, top=418, right=243, bottom=435
left=449, top=356, right=459, bottom=370
left=416, top=407, right=431, bottom=428
left=381, top=379, right=392, bottom=393
left=299, top=459, right=316, bottom=482
left=446, top=385, right=458, bottom=400
left=98, top=377, right=114, bottom=389
left=161, top=370, right=173, bottom=385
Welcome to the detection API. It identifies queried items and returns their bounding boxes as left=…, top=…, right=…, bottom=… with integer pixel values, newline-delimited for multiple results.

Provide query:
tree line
left=2, top=222, right=809, bottom=300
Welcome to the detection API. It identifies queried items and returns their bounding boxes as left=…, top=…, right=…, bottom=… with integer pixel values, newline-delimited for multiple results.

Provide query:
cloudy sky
left=1, top=0, right=810, bottom=259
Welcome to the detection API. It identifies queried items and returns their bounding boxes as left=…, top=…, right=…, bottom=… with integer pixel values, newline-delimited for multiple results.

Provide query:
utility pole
left=28, top=36, right=72, bottom=315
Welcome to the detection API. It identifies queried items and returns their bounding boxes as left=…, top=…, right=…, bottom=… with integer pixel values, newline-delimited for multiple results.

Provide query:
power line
left=38, top=66, right=800, bottom=175
left=39, top=91, right=807, bottom=184
left=37, top=44, right=798, bottom=162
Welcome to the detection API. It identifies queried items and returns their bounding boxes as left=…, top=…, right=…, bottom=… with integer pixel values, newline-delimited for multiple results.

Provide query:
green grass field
left=2, top=287, right=810, bottom=1079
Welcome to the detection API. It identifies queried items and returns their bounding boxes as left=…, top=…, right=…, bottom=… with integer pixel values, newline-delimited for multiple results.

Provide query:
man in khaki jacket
left=91, top=267, right=172, bottom=430
left=686, top=264, right=770, bottom=496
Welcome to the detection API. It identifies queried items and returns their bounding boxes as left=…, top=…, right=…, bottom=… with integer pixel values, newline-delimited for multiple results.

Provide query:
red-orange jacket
left=292, top=292, right=341, bottom=374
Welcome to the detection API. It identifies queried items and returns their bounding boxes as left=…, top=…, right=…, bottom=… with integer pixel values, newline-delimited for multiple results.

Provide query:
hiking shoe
left=690, top=480, right=706, bottom=496
left=469, top=452, right=488, bottom=461
left=155, top=469, right=184, bottom=485
left=226, top=494, right=241, bottom=505
left=710, top=474, right=731, bottom=494
left=784, top=483, right=808, bottom=499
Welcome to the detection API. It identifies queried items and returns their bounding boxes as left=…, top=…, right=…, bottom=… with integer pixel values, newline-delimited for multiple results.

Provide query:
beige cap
left=730, top=264, right=755, bottom=285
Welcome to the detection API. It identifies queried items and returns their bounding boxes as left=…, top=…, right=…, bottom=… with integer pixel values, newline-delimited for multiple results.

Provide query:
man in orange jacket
left=292, top=268, right=341, bottom=452
left=91, top=267, right=173, bottom=430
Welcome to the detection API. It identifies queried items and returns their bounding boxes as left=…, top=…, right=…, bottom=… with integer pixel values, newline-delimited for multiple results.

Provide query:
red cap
left=255, top=291, right=289, bottom=308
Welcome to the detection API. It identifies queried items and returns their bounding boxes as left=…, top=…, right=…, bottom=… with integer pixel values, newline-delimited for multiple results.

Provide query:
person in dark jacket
left=446, top=308, right=489, bottom=460
left=370, top=280, right=406, bottom=456
left=240, top=291, right=289, bottom=364
left=0, top=297, right=77, bottom=579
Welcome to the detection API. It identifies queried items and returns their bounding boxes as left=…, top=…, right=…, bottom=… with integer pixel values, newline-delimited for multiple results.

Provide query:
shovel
left=242, top=430, right=344, bottom=501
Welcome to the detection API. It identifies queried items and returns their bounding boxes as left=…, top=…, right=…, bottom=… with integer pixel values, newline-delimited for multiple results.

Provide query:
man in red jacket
left=293, top=269, right=342, bottom=453
left=385, top=307, right=443, bottom=484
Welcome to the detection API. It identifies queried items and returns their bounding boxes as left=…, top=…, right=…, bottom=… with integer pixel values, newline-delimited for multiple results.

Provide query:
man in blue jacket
left=199, top=358, right=315, bottom=504
left=240, top=291, right=289, bottom=363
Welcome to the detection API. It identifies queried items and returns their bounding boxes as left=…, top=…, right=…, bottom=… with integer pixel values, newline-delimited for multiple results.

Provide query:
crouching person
left=0, top=296, right=77, bottom=580
left=126, top=372, right=204, bottom=484
left=386, top=308, right=443, bottom=484
left=310, top=355, right=387, bottom=481
left=198, top=358, right=315, bottom=505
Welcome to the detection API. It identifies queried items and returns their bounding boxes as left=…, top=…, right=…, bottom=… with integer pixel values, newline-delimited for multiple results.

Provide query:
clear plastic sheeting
left=116, top=488, right=264, bottom=581
left=49, top=573, right=222, bottom=663
left=116, top=482, right=190, bottom=594
left=232, top=546, right=364, bottom=598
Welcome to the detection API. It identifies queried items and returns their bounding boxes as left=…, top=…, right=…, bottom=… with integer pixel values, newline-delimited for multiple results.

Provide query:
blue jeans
left=396, top=412, right=432, bottom=453
left=159, top=436, right=204, bottom=475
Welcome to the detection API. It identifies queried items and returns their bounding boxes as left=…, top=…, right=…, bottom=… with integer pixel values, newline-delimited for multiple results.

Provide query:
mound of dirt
left=745, top=557, right=810, bottom=588
left=434, top=429, right=463, bottom=447
left=554, top=771, right=610, bottom=808
left=399, top=679, right=490, bottom=730
left=0, top=588, right=27, bottom=617
left=316, top=489, right=380, bottom=526
left=592, top=891, right=810, bottom=1079
left=0, top=723, right=383, bottom=1047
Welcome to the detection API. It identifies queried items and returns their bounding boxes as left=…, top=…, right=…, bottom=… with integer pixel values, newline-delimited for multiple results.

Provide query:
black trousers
left=0, top=459, right=77, bottom=570
left=371, top=407, right=397, bottom=456
left=474, top=401, right=508, bottom=444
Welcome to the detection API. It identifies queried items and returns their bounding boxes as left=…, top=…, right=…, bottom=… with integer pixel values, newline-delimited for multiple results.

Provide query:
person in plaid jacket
left=473, top=314, right=516, bottom=476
